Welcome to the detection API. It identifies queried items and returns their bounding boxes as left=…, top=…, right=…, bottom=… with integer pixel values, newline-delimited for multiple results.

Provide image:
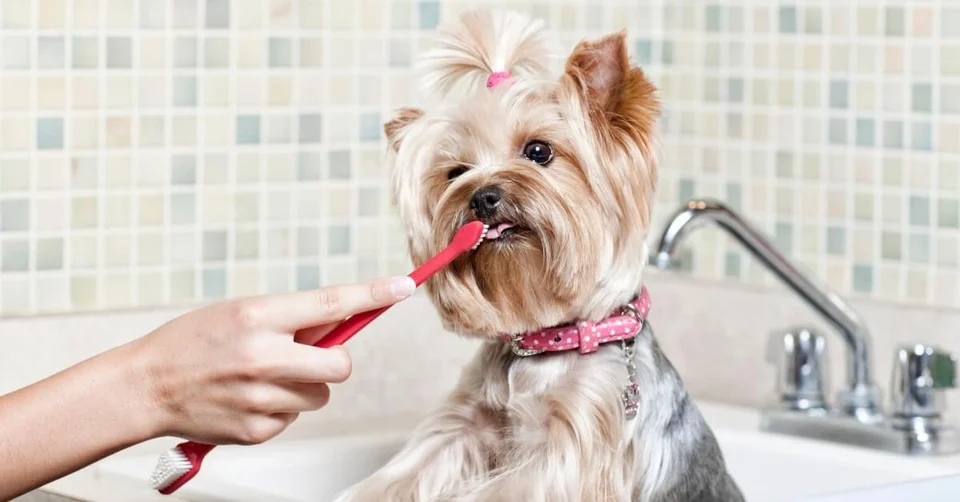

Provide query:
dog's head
left=386, top=11, right=660, bottom=337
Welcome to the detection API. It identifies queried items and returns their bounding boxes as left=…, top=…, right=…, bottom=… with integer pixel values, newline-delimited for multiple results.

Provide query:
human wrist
left=105, top=337, right=171, bottom=442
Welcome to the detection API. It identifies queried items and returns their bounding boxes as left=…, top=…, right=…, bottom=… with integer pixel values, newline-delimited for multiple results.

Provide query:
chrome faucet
left=653, top=198, right=960, bottom=455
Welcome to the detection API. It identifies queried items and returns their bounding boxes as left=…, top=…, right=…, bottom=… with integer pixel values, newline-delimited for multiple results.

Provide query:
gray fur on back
left=631, top=322, right=745, bottom=502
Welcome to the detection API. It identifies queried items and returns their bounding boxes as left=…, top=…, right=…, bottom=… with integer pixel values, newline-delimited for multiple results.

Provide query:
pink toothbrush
left=150, top=221, right=489, bottom=495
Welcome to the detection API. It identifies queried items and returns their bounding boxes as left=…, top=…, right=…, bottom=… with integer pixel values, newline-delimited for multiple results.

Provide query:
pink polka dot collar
left=501, top=287, right=651, bottom=357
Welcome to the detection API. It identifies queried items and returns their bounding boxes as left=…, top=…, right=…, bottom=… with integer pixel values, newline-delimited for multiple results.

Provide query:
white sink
left=96, top=402, right=960, bottom=502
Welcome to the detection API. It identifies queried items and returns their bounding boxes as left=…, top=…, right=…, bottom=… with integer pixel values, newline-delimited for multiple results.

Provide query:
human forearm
left=0, top=340, right=160, bottom=500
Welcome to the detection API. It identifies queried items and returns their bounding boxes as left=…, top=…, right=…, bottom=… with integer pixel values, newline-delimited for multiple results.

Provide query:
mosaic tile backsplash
left=0, top=0, right=959, bottom=315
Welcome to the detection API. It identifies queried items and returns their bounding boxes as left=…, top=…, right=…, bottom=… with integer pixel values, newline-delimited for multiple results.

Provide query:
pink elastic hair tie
left=486, top=71, right=512, bottom=89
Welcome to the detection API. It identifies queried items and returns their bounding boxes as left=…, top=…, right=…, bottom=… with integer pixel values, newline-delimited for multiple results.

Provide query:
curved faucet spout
left=654, top=198, right=882, bottom=421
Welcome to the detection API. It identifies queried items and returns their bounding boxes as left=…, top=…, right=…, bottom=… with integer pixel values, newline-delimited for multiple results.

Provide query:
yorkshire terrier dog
left=337, top=10, right=744, bottom=502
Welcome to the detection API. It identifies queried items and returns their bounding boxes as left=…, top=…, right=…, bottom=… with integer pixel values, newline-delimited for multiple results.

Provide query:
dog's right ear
left=383, top=108, right=424, bottom=152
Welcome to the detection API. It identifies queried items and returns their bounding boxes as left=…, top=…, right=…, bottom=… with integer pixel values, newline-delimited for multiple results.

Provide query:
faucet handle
left=891, top=344, right=957, bottom=423
left=767, top=328, right=828, bottom=412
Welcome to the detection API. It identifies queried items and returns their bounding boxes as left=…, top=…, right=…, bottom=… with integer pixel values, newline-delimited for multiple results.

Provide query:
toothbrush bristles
left=472, top=224, right=489, bottom=250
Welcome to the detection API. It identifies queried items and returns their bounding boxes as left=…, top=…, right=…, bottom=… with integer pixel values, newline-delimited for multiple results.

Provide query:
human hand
left=131, top=276, right=416, bottom=445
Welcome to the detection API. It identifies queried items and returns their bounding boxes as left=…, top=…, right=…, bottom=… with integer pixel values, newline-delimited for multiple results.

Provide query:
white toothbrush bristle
left=472, top=224, right=489, bottom=250
left=149, top=447, right=192, bottom=490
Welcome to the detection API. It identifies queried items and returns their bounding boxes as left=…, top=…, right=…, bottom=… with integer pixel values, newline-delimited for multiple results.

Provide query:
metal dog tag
left=621, top=336, right=640, bottom=420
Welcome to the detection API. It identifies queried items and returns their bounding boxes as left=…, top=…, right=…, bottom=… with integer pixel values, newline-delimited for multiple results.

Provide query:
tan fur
left=339, top=10, right=663, bottom=502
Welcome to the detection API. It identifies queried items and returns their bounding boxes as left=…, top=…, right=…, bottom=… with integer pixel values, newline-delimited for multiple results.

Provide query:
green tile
left=724, top=251, right=741, bottom=278
left=910, top=195, right=930, bottom=226
left=775, top=222, right=793, bottom=253
left=881, top=231, right=901, bottom=260
left=1, top=239, right=28, bottom=271
left=884, top=7, right=905, bottom=36
left=827, top=227, right=845, bottom=255
left=912, top=83, right=933, bottom=113
left=852, top=264, right=873, bottom=293
left=938, top=199, right=960, bottom=228
left=909, top=234, right=930, bottom=264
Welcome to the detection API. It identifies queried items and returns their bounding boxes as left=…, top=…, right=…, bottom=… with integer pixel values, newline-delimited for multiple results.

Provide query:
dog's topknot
left=417, top=10, right=552, bottom=97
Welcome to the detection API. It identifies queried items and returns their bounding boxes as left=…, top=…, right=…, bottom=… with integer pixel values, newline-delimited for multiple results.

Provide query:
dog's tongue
left=485, top=222, right=515, bottom=240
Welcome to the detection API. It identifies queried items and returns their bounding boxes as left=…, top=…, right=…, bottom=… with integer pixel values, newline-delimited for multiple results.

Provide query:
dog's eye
left=447, top=166, right=469, bottom=181
left=522, top=140, right=554, bottom=166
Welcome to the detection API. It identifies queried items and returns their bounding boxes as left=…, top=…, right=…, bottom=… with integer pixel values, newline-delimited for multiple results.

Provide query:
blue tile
left=661, top=40, right=674, bottom=65
left=297, top=264, right=321, bottom=290
left=855, top=118, right=875, bottom=147
left=36, top=238, right=63, bottom=270
left=779, top=6, right=798, bottom=33
left=297, top=152, right=322, bottom=180
left=202, top=267, right=227, bottom=299
left=299, top=114, right=322, bottom=143
left=170, top=193, right=195, bottom=224
left=728, top=77, right=744, bottom=102
left=327, top=225, right=351, bottom=255
left=724, top=251, right=741, bottom=278
left=635, top=40, right=653, bottom=65
left=418, top=1, right=441, bottom=29
left=829, top=80, right=849, bottom=109
left=0, top=199, right=29, bottom=231
left=726, top=183, right=742, bottom=210
left=828, top=118, right=847, bottom=145
left=883, top=121, right=904, bottom=149
left=268, top=38, right=292, bottom=67
left=774, top=222, right=793, bottom=253
left=2, top=36, right=30, bottom=69
left=38, top=36, right=65, bottom=69
left=106, top=37, right=132, bottom=68
left=1, top=240, right=28, bottom=272
left=236, top=115, right=261, bottom=144
left=706, top=4, right=723, bottom=32
left=171, top=155, right=196, bottom=185
left=389, top=39, right=411, bottom=67
left=852, top=264, right=873, bottom=293
left=826, top=226, right=845, bottom=255
left=678, top=178, right=695, bottom=202
left=359, top=113, right=381, bottom=142
left=203, top=231, right=227, bottom=261
left=911, top=122, right=933, bottom=151
left=912, top=83, right=933, bottom=113
left=908, top=234, right=930, bottom=264
left=36, top=118, right=63, bottom=150
left=205, top=0, right=230, bottom=28
left=909, top=195, right=930, bottom=226
left=173, top=76, right=197, bottom=107
left=328, top=150, right=351, bottom=180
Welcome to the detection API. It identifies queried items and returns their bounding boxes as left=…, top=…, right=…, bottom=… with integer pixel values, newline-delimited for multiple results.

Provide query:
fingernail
left=389, top=277, right=416, bottom=299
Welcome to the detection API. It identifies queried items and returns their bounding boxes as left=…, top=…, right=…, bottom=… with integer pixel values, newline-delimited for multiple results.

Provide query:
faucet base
left=761, top=408, right=960, bottom=456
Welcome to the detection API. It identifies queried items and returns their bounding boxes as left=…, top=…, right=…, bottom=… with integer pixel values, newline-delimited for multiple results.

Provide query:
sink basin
left=96, top=402, right=960, bottom=502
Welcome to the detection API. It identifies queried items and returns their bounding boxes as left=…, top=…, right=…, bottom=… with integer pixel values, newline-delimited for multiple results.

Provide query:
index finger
left=248, top=276, right=416, bottom=331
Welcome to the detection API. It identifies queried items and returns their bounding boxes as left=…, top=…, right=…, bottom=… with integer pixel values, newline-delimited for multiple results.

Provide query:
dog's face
left=385, top=32, right=660, bottom=337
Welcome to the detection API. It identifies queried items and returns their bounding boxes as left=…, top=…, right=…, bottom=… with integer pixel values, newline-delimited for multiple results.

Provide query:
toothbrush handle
left=317, top=242, right=463, bottom=348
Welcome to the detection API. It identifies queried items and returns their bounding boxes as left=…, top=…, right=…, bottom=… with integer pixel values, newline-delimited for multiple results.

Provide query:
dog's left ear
left=383, top=107, right=424, bottom=152
left=563, top=30, right=658, bottom=117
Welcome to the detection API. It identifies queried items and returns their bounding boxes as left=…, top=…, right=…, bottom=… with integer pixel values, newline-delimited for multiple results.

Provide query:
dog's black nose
left=469, top=186, right=502, bottom=219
